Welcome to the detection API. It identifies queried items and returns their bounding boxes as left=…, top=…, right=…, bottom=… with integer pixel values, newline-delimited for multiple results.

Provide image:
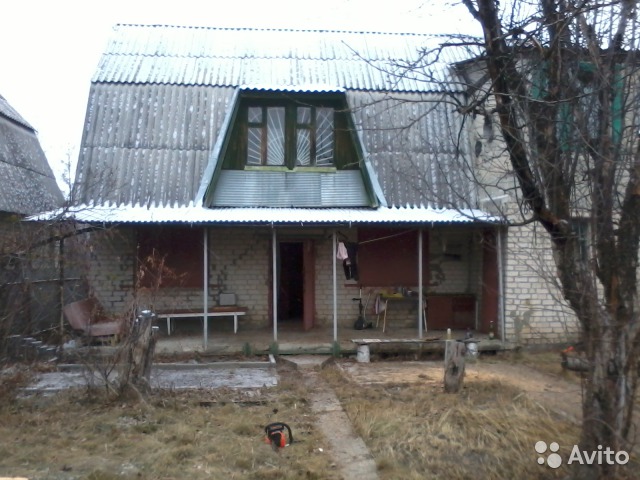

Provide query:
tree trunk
left=444, top=340, right=466, bottom=393
left=118, top=310, right=158, bottom=397
left=575, top=323, right=637, bottom=480
left=553, top=238, right=638, bottom=479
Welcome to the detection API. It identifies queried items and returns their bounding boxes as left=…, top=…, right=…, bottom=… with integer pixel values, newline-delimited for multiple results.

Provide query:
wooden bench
left=156, top=306, right=248, bottom=335
left=351, top=337, right=441, bottom=362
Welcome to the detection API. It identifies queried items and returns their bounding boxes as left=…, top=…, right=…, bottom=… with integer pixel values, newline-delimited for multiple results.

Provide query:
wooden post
left=444, top=340, right=466, bottom=393
left=119, top=310, right=158, bottom=396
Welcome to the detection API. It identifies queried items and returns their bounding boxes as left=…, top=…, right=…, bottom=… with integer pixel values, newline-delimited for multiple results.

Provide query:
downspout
left=418, top=228, right=424, bottom=338
left=203, top=227, right=209, bottom=351
left=272, top=228, right=278, bottom=343
left=332, top=230, right=338, bottom=343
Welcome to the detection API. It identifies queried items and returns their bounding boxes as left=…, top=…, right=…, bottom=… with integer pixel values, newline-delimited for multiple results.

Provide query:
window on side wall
left=571, top=218, right=591, bottom=263
left=531, top=61, right=623, bottom=151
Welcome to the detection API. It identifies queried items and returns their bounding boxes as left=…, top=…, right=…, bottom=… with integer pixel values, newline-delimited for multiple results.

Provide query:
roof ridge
left=113, top=23, right=445, bottom=37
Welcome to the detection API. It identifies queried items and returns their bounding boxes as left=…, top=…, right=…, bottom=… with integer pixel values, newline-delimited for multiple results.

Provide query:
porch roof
left=33, top=204, right=499, bottom=225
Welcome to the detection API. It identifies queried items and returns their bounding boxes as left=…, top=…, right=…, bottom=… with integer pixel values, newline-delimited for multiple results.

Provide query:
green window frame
left=244, top=102, right=335, bottom=168
left=531, top=61, right=623, bottom=150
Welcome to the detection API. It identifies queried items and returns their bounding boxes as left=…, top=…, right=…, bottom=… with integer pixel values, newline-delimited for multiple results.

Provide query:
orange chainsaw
left=264, top=422, right=293, bottom=450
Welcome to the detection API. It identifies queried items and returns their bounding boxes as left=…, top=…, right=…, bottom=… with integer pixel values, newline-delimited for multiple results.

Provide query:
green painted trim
left=243, top=166, right=338, bottom=173
left=202, top=89, right=243, bottom=207
left=612, top=66, right=624, bottom=146
left=344, top=97, right=383, bottom=207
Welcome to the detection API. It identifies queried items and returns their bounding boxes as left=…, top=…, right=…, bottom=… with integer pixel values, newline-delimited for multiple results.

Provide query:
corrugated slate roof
left=96, top=25, right=467, bottom=92
left=74, top=83, right=235, bottom=207
left=72, top=25, right=481, bottom=219
left=0, top=96, right=64, bottom=215
left=0, top=94, right=34, bottom=130
left=346, top=91, right=473, bottom=208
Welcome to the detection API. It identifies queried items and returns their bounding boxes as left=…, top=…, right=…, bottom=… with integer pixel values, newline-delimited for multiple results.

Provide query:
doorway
left=278, top=242, right=304, bottom=322
left=277, top=239, right=315, bottom=330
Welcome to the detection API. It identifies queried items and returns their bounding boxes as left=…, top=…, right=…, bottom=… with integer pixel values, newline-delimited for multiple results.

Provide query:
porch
left=153, top=320, right=512, bottom=357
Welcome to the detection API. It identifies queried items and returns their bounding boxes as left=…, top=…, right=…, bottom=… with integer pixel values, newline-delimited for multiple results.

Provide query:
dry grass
left=0, top=373, right=339, bottom=480
left=494, top=349, right=583, bottom=381
left=3, top=355, right=639, bottom=479
left=0, top=365, right=33, bottom=403
left=322, top=364, right=580, bottom=480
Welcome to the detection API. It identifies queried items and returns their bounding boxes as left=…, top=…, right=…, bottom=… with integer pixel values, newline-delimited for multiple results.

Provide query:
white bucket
left=466, top=341, right=479, bottom=359
left=356, top=344, right=370, bottom=363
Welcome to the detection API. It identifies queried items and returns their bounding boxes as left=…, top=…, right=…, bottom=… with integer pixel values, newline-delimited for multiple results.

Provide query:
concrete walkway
left=284, top=355, right=379, bottom=480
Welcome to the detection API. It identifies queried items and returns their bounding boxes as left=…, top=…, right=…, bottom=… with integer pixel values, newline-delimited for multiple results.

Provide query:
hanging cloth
left=342, top=242, right=359, bottom=281
left=337, top=242, right=349, bottom=261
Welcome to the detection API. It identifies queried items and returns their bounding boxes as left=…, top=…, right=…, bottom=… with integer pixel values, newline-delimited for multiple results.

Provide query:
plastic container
left=356, top=344, right=370, bottom=363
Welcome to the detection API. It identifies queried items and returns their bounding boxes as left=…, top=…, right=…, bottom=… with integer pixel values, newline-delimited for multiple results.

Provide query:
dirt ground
left=336, top=356, right=583, bottom=423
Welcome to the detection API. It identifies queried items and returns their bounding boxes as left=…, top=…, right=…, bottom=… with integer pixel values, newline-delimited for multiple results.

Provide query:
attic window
left=245, top=103, right=334, bottom=168
left=247, top=106, right=285, bottom=165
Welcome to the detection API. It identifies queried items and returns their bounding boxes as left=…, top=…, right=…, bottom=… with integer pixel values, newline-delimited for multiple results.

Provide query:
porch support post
left=203, top=227, right=209, bottom=351
left=497, top=227, right=505, bottom=345
left=332, top=230, right=338, bottom=342
left=418, top=228, right=424, bottom=338
left=272, top=228, right=278, bottom=343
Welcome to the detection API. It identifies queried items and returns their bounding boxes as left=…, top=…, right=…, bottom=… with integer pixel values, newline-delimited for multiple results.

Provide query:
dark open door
left=278, top=242, right=303, bottom=323
left=276, top=239, right=315, bottom=330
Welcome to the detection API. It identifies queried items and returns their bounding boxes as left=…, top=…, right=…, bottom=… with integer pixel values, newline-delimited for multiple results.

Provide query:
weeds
left=0, top=381, right=337, bottom=480
left=322, top=362, right=581, bottom=480
left=3, top=354, right=635, bottom=479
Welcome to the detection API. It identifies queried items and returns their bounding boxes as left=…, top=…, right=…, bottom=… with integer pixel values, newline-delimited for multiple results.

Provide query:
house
left=59, top=24, right=579, bottom=349
left=0, top=94, right=65, bottom=338
left=0, top=94, right=63, bottom=218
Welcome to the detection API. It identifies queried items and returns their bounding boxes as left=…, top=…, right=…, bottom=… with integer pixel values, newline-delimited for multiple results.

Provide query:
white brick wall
left=86, top=228, right=136, bottom=313
left=503, top=223, right=580, bottom=344
left=208, top=228, right=270, bottom=328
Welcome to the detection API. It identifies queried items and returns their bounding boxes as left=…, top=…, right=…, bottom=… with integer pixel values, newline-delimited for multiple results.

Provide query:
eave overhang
left=29, top=204, right=501, bottom=226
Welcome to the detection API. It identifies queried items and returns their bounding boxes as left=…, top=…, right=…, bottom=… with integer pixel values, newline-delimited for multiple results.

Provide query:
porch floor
left=153, top=318, right=512, bottom=357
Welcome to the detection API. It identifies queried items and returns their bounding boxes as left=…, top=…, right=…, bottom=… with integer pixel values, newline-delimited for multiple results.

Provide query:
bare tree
left=440, top=1, right=640, bottom=478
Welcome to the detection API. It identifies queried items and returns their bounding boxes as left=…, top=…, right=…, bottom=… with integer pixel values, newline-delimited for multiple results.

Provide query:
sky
left=0, top=0, right=480, bottom=193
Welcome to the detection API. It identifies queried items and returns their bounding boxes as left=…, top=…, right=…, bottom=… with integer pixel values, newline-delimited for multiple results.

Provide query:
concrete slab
left=304, top=369, right=379, bottom=479
left=283, top=355, right=333, bottom=370
left=24, top=363, right=279, bottom=393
